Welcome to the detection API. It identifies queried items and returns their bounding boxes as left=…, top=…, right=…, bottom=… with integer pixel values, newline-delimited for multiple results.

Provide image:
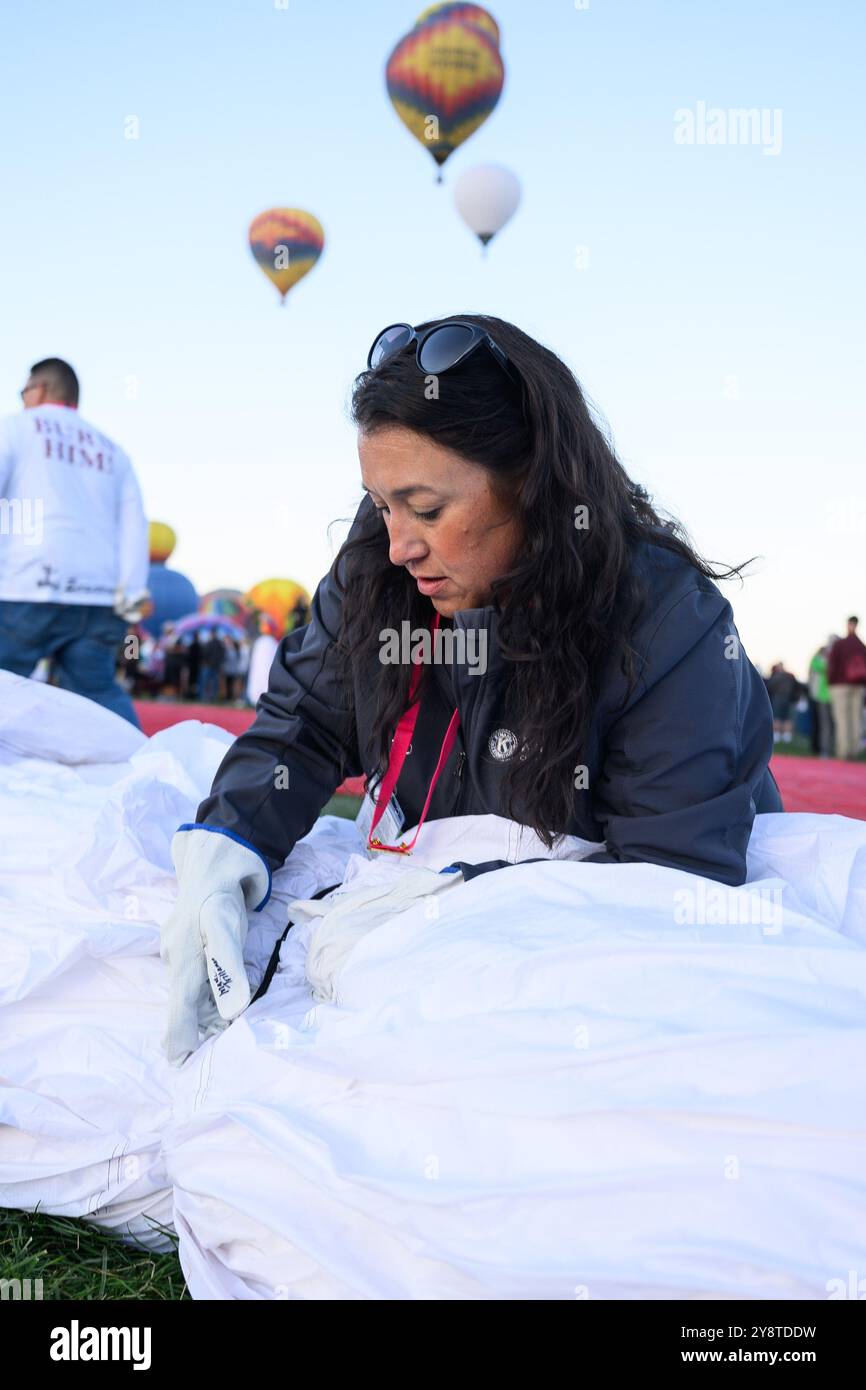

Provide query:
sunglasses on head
left=367, top=319, right=519, bottom=387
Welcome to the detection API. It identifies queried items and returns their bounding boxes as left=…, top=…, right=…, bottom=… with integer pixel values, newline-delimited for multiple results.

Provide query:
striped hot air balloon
left=386, top=8, right=504, bottom=179
left=199, top=589, right=252, bottom=625
left=248, top=208, right=325, bottom=304
left=414, top=3, right=501, bottom=47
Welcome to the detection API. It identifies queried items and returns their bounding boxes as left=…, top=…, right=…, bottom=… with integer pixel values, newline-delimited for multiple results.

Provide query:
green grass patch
left=0, top=1208, right=188, bottom=1301
left=320, top=792, right=362, bottom=819
left=772, top=733, right=866, bottom=760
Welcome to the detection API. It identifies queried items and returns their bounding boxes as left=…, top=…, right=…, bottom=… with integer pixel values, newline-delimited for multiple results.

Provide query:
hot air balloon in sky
left=454, top=162, right=521, bottom=248
left=248, top=209, right=325, bottom=304
left=386, top=5, right=504, bottom=180
left=415, top=3, right=501, bottom=46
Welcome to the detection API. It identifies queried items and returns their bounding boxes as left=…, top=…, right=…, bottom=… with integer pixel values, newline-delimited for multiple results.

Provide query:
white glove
left=160, top=827, right=271, bottom=1066
left=292, top=864, right=464, bottom=1003
left=113, top=586, right=152, bottom=623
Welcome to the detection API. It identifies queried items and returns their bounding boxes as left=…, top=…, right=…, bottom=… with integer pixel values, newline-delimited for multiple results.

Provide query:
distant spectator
left=827, top=617, right=866, bottom=759
left=199, top=629, right=225, bottom=703
left=162, top=631, right=186, bottom=697
left=246, top=618, right=279, bottom=707
left=118, top=626, right=141, bottom=695
left=808, top=638, right=836, bottom=757
left=132, top=631, right=161, bottom=697
left=765, top=662, right=799, bottom=743
left=182, top=632, right=201, bottom=700
left=288, top=595, right=311, bottom=631
left=0, top=356, right=149, bottom=727
left=223, top=637, right=248, bottom=702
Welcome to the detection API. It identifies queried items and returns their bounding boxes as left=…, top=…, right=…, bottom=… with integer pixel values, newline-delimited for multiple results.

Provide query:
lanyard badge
left=356, top=784, right=407, bottom=852
left=365, top=612, right=460, bottom=855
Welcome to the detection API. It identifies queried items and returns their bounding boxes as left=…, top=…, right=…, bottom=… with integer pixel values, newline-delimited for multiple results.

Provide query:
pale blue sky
left=1, top=0, right=863, bottom=676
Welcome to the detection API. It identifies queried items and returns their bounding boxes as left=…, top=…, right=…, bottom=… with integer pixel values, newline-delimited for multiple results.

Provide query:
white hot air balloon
left=453, top=162, right=521, bottom=250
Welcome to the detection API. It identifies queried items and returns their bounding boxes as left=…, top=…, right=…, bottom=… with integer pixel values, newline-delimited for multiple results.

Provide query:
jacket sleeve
left=582, top=585, right=774, bottom=886
left=193, top=498, right=371, bottom=884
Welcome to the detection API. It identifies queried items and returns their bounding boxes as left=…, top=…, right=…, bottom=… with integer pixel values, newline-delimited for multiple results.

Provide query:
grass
left=771, top=732, right=866, bottom=760
left=2, top=796, right=362, bottom=1302
left=320, top=792, right=362, bottom=819
left=0, top=1209, right=189, bottom=1301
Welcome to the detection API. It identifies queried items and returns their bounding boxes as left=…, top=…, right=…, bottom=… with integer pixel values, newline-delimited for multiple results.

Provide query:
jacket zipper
left=452, top=749, right=466, bottom=815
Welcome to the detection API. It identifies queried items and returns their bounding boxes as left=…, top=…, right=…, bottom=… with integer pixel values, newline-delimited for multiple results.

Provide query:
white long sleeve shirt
left=0, top=403, right=149, bottom=606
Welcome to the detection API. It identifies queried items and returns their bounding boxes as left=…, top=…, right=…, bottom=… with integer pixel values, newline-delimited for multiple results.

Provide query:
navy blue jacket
left=195, top=499, right=782, bottom=894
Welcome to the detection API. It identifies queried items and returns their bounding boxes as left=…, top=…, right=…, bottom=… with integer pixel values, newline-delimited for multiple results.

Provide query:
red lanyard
left=368, top=612, right=461, bottom=854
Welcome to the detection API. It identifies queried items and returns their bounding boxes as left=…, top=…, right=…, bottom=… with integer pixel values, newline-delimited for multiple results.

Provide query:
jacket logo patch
left=488, top=727, right=518, bottom=761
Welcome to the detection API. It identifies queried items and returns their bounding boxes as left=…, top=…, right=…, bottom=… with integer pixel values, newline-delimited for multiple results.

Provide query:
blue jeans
left=0, top=599, right=141, bottom=729
left=199, top=665, right=221, bottom=703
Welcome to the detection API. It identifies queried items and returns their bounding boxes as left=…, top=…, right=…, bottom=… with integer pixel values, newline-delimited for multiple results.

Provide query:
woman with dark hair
left=160, top=314, right=782, bottom=1064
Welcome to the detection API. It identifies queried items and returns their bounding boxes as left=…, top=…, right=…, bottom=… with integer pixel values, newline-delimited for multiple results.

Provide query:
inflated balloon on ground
left=142, top=521, right=198, bottom=636
left=199, top=589, right=252, bottom=625
left=148, top=521, right=176, bottom=564
left=245, top=578, right=311, bottom=636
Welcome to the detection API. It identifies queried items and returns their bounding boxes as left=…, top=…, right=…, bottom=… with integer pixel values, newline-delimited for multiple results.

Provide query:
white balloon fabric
left=2, top=669, right=866, bottom=1298
left=453, top=162, right=521, bottom=246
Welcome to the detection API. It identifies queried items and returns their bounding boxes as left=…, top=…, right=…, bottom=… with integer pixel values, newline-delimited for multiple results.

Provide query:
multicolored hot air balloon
left=454, top=162, right=521, bottom=248
left=244, top=578, right=312, bottom=637
left=163, top=614, right=248, bottom=643
left=248, top=209, right=325, bottom=304
left=199, top=588, right=252, bottom=626
left=415, top=3, right=501, bottom=46
left=386, top=6, right=504, bottom=179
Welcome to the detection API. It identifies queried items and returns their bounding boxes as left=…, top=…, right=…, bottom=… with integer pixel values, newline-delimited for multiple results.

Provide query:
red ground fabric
left=769, top=754, right=866, bottom=819
left=133, top=702, right=866, bottom=821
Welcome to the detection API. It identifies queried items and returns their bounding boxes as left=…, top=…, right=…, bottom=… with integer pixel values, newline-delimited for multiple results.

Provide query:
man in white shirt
left=0, top=357, right=150, bottom=727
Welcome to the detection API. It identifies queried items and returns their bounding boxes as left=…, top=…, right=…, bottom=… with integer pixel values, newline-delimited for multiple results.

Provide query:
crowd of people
left=120, top=630, right=252, bottom=705
left=765, top=617, right=866, bottom=759
left=118, top=601, right=309, bottom=709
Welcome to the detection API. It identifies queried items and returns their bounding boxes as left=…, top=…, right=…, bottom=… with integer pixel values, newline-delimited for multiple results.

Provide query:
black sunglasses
left=367, top=319, right=519, bottom=387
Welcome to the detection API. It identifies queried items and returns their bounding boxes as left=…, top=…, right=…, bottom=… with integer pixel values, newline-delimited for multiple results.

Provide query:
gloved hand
left=292, top=863, right=464, bottom=1004
left=160, top=827, right=271, bottom=1066
left=113, top=586, right=153, bottom=623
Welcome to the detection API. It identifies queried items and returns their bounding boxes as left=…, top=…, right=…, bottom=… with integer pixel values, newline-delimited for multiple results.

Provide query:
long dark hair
left=333, top=312, right=746, bottom=847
